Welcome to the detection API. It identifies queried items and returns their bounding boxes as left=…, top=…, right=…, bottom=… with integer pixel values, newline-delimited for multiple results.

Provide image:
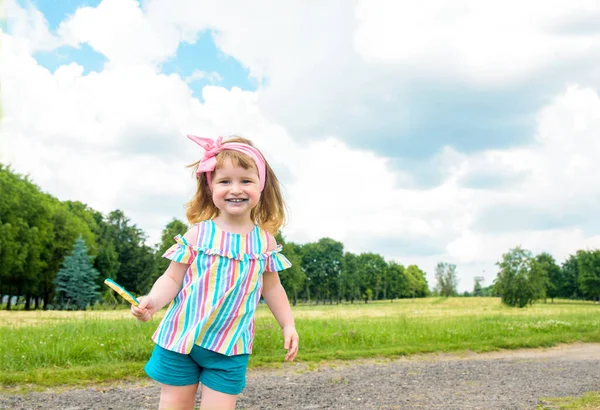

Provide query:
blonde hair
left=185, top=136, right=287, bottom=235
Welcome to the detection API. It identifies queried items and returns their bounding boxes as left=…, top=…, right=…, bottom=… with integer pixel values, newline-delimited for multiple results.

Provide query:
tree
left=560, top=255, right=582, bottom=299
left=577, top=250, right=600, bottom=301
left=108, top=210, right=156, bottom=295
left=495, top=246, right=546, bottom=308
left=53, top=235, right=100, bottom=310
left=154, top=219, right=189, bottom=283
left=64, top=201, right=120, bottom=301
left=434, top=262, right=458, bottom=297
left=341, top=252, right=361, bottom=303
left=276, top=237, right=305, bottom=306
left=298, top=242, right=319, bottom=304
left=0, top=166, right=67, bottom=310
left=480, top=284, right=496, bottom=297
left=405, top=265, right=430, bottom=298
left=356, top=253, right=387, bottom=303
left=473, top=279, right=483, bottom=297
left=40, top=199, right=96, bottom=309
left=299, top=238, right=344, bottom=304
left=386, top=261, right=408, bottom=301
left=533, top=252, right=560, bottom=302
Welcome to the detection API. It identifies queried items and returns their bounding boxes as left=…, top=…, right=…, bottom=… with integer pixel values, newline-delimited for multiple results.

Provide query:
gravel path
left=2, top=343, right=600, bottom=410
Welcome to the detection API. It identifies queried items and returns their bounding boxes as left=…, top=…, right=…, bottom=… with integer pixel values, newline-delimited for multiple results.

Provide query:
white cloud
left=440, top=85, right=600, bottom=284
left=460, top=85, right=600, bottom=210
left=4, top=0, right=60, bottom=52
left=22, top=0, right=600, bottom=148
left=57, top=0, right=188, bottom=66
left=131, top=0, right=600, bottom=145
left=354, top=0, right=600, bottom=85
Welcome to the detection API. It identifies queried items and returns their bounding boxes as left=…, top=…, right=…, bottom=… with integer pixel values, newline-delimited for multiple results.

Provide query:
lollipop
left=104, top=278, right=139, bottom=306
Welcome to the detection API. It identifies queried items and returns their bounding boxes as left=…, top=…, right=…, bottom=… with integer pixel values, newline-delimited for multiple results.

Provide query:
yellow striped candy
left=104, top=278, right=139, bottom=306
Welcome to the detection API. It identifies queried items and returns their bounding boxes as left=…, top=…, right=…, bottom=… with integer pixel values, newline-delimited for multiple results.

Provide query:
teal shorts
left=145, top=344, right=250, bottom=395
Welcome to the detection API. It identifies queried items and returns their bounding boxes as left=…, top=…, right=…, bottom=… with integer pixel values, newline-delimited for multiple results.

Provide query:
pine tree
left=53, top=235, right=100, bottom=310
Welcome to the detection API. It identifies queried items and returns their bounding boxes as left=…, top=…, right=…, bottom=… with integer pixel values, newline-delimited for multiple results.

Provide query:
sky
left=2, top=0, right=600, bottom=292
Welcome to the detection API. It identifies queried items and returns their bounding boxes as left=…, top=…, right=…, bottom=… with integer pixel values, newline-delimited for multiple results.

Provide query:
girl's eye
left=242, top=180, right=252, bottom=184
left=220, top=180, right=230, bottom=184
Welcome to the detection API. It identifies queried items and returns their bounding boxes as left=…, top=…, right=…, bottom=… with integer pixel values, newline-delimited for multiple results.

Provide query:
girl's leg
left=199, top=384, right=238, bottom=410
left=159, top=383, right=199, bottom=410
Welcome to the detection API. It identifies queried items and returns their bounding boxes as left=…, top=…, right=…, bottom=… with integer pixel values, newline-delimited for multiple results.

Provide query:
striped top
left=152, top=219, right=292, bottom=356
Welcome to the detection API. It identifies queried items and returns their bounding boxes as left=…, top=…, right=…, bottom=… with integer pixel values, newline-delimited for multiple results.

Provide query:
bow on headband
left=187, top=135, right=267, bottom=191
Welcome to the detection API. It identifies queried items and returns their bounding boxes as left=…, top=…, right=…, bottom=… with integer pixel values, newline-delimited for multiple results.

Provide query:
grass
left=1, top=297, right=599, bottom=390
left=538, top=391, right=600, bottom=409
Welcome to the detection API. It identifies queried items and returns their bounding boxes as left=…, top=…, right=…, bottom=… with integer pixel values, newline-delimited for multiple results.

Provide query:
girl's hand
left=131, top=296, right=156, bottom=322
left=282, top=325, right=299, bottom=362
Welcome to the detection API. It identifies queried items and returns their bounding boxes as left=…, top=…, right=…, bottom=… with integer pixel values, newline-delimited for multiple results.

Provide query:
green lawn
left=538, top=391, right=600, bottom=409
left=1, top=297, right=599, bottom=390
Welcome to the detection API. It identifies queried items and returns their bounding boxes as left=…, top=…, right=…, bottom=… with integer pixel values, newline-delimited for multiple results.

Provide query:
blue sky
left=20, top=0, right=255, bottom=98
left=20, top=0, right=107, bottom=74
left=34, top=43, right=107, bottom=75
left=22, top=0, right=103, bottom=31
left=160, top=31, right=256, bottom=99
left=3, top=0, right=600, bottom=291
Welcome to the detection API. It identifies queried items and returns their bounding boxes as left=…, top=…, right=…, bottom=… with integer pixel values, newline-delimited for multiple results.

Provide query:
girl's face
left=211, top=159, right=261, bottom=219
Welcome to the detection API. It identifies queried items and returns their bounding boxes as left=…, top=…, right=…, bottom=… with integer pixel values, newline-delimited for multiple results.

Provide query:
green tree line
left=5, top=165, right=598, bottom=310
left=0, top=165, right=430, bottom=310
left=0, top=165, right=156, bottom=309
left=277, top=236, right=430, bottom=306
left=493, top=246, right=600, bottom=307
left=425, top=248, right=600, bottom=306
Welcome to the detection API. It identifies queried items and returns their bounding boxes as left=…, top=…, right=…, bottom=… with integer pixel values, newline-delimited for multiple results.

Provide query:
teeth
left=227, top=199, right=246, bottom=202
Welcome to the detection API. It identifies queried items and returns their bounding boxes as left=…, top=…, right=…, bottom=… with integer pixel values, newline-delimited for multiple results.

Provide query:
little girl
left=132, top=135, right=299, bottom=410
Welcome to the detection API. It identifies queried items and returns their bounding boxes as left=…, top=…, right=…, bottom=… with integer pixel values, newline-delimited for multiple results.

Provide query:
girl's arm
left=262, top=271, right=299, bottom=361
left=262, top=233, right=299, bottom=361
left=131, top=228, right=196, bottom=321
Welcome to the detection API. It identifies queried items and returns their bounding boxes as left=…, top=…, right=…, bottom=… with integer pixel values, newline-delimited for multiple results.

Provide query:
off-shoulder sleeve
left=266, top=246, right=292, bottom=272
left=162, top=234, right=197, bottom=264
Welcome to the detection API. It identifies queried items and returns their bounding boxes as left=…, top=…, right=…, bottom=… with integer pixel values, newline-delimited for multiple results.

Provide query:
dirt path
left=2, top=343, right=600, bottom=410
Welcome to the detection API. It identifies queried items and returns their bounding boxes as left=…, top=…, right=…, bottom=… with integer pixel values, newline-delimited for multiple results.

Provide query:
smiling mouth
left=225, top=199, right=248, bottom=203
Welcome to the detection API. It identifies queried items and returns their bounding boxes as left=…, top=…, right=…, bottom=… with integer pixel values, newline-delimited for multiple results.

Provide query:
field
left=2, top=297, right=600, bottom=391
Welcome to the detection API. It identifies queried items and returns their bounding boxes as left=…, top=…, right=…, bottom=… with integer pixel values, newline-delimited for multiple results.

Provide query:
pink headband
left=187, top=135, right=267, bottom=191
